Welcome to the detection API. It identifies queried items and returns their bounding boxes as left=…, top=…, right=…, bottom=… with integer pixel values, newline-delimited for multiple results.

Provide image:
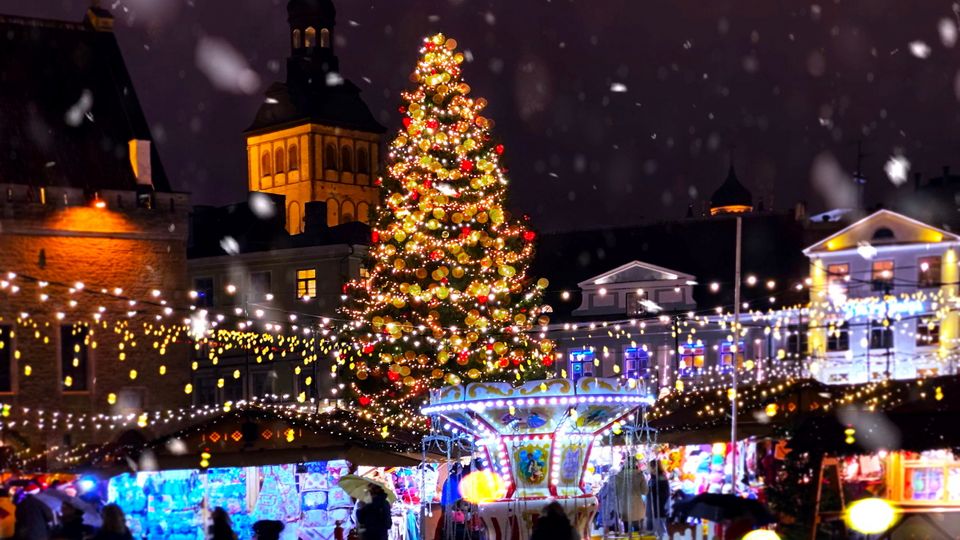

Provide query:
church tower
left=245, top=0, right=385, bottom=233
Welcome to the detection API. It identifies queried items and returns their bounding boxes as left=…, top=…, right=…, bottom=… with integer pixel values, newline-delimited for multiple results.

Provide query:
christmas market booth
left=786, top=374, right=960, bottom=540
left=66, top=404, right=434, bottom=540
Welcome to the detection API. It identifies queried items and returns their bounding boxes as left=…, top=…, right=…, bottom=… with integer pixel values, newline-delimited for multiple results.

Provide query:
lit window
left=826, top=321, right=849, bottom=352
left=288, top=144, right=299, bottom=171
left=623, top=347, right=649, bottom=379
left=320, top=28, right=330, bottom=48
left=918, top=256, right=941, bottom=288
left=297, top=269, right=317, bottom=299
left=871, top=260, right=894, bottom=291
left=679, top=344, right=705, bottom=376
left=569, top=350, right=595, bottom=382
left=719, top=341, right=745, bottom=370
left=61, top=325, right=89, bottom=392
left=305, top=27, right=317, bottom=48
left=292, top=29, right=301, bottom=49
left=826, top=263, right=849, bottom=290
left=916, top=320, right=940, bottom=346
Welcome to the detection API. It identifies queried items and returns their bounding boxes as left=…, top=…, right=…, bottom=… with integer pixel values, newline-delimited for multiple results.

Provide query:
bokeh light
left=459, top=470, right=506, bottom=504
left=846, top=498, right=896, bottom=534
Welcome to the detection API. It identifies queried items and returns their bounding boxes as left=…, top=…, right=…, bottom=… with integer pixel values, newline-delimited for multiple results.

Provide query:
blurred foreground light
left=458, top=470, right=506, bottom=504
left=846, top=498, right=896, bottom=534
left=742, top=530, right=780, bottom=540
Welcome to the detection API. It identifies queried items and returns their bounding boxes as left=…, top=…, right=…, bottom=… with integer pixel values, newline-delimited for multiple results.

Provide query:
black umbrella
left=674, top=493, right=775, bottom=525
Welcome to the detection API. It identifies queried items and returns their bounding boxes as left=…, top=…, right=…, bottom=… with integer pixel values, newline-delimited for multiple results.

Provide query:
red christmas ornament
left=362, top=344, right=375, bottom=354
left=387, top=370, right=400, bottom=382
left=358, top=396, right=371, bottom=406
left=511, top=358, right=521, bottom=366
left=427, top=119, right=439, bottom=130
left=402, top=117, right=412, bottom=128
left=430, top=250, right=443, bottom=261
left=440, top=277, right=449, bottom=284
left=457, top=351, right=470, bottom=365
left=425, top=42, right=435, bottom=50
left=374, top=178, right=382, bottom=186
left=495, top=144, right=504, bottom=155
left=460, top=159, right=474, bottom=172
left=543, top=357, right=554, bottom=367
left=498, top=357, right=509, bottom=367
left=410, top=191, right=419, bottom=201
left=486, top=343, right=494, bottom=351
left=460, top=226, right=471, bottom=238
left=522, top=230, right=536, bottom=242
left=398, top=106, right=407, bottom=113
left=371, top=231, right=380, bottom=243
left=424, top=180, right=433, bottom=189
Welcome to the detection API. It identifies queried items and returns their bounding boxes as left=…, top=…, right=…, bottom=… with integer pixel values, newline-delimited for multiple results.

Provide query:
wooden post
left=810, top=456, right=846, bottom=540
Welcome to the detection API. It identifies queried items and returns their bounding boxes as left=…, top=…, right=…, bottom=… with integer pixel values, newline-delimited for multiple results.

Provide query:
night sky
left=3, top=0, right=959, bottom=231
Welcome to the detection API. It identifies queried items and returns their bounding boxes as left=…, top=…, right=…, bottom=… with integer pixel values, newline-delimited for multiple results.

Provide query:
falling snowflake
left=249, top=192, right=277, bottom=219
left=64, top=89, right=93, bottom=127
left=609, top=82, right=628, bottom=92
left=940, top=18, right=958, bottom=47
left=220, top=236, right=240, bottom=255
left=856, top=241, right=878, bottom=260
left=195, top=36, right=261, bottom=95
left=908, top=41, right=931, bottom=58
left=325, top=72, right=345, bottom=86
left=884, top=154, right=910, bottom=186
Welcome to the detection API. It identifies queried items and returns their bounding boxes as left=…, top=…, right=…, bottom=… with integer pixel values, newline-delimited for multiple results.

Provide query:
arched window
left=872, top=227, right=896, bottom=241
left=326, top=198, right=339, bottom=226
left=305, top=27, right=317, bottom=48
left=341, top=200, right=356, bottom=224
left=341, top=146, right=353, bottom=173
left=274, top=147, right=285, bottom=174
left=357, top=202, right=370, bottom=223
left=320, top=28, right=330, bottom=48
left=261, top=151, right=271, bottom=177
left=357, top=147, right=369, bottom=174
left=288, top=201, right=302, bottom=234
left=325, top=144, right=338, bottom=171
left=292, top=29, right=301, bottom=49
left=288, top=144, right=299, bottom=171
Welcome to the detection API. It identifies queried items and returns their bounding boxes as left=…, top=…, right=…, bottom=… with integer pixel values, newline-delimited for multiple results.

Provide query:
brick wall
left=0, top=195, right=191, bottom=454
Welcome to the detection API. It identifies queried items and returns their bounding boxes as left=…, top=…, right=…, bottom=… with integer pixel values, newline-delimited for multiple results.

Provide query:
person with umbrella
left=356, top=484, right=392, bottom=540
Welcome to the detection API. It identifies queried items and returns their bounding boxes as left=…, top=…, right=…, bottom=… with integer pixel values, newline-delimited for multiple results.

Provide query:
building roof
left=578, top=260, right=694, bottom=289
left=533, top=212, right=829, bottom=322
left=188, top=195, right=370, bottom=258
left=709, top=165, right=752, bottom=212
left=246, top=80, right=385, bottom=135
left=803, top=209, right=960, bottom=255
left=0, top=12, right=171, bottom=192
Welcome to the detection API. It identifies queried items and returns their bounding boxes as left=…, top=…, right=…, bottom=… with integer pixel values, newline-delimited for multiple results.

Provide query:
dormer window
left=305, top=27, right=317, bottom=48
left=872, top=227, right=896, bottom=241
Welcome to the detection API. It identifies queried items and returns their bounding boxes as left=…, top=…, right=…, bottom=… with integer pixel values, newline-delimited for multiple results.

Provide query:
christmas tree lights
left=339, top=33, right=554, bottom=417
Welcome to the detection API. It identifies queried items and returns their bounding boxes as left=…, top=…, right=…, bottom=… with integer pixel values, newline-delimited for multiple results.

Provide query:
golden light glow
left=846, top=498, right=896, bottom=534
left=709, top=204, right=752, bottom=216
left=458, top=470, right=506, bottom=503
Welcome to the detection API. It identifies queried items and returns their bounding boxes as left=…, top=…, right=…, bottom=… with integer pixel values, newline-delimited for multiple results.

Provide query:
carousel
left=421, top=377, right=654, bottom=540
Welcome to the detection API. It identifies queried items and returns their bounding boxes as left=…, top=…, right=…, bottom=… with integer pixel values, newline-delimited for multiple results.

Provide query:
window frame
left=261, top=151, right=272, bottom=177
left=719, top=340, right=745, bottom=371
left=679, top=344, right=706, bottom=376
left=296, top=268, right=317, bottom=299
left=325, top=144, right=338, bottom=171
left=786, top=320, right=810, bottom=358
left=916, top=319, right=940, bottom=347
left=288, top=144, right=299, bottom=171
left=250, top=271, right=272, bottom=300
left=623, top=347, right=650, bottom=379
left=826, top=321, right=850, bottom=352
left=869, top=323, right=894, bottom=350
left=569, top=349, right=595, bottom=382
left=340, top=146, right=353, bottom=173
left=871, top=259, right=895, bottom=292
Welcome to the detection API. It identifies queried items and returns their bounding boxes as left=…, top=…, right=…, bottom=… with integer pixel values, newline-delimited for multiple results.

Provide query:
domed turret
left=709, top=164, right=753, bottom=215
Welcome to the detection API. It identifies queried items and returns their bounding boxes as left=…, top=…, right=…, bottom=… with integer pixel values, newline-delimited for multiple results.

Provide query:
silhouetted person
left=14, top=486, right=53, bottom=540
left=50, top=501, right=93, bottom=540
left=252, top=520, right=284, bottom=540
left=530, top=502, right=577, bottom=540
left=646, top=460, right=670, bottom=535
left=357, top=485, right=392, bottom=540
left=209, top=507, right=237, bottom=540
left=91, top=505, right=131, bottom=540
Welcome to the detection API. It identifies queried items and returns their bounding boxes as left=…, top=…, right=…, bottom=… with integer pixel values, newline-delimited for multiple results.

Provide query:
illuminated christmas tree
left=339, top=33, right=554, bottom=419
